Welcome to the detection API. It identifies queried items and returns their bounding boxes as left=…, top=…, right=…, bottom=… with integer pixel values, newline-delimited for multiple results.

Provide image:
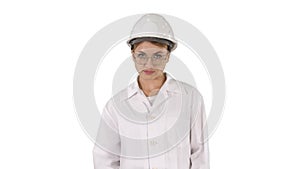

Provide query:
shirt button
left=149, top=140, right=158, bottom=146
left=148, top=115, right=155, bottom=120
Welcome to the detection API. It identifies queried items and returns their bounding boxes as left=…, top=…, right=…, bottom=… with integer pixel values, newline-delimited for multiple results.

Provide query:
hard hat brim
left=127, top=36, right=177, bottom=51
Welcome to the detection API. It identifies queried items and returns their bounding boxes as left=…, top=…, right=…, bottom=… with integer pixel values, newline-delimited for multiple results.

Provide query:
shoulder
left=105, top=88, right=128, bottom=107
left=171, top=79, right=204, bottom=99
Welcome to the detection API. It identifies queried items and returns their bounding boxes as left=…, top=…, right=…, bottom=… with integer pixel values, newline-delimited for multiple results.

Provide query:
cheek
left=154, top=62, right=168, bottom=70
left=134, top=63, right=144, bottom=72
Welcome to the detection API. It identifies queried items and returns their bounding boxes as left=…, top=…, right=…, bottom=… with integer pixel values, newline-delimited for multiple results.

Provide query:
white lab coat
left=93, top=72, right=210, bottom=169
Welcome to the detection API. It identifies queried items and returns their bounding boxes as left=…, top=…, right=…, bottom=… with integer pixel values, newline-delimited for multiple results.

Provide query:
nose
left=144, top=57, right=154, bottom=68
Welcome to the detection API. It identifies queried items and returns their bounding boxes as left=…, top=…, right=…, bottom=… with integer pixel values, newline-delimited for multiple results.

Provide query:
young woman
left=93, top=13, right=210, bottom=169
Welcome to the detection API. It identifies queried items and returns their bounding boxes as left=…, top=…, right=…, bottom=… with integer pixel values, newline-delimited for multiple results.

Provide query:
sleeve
left=190, top=91, right=210, bottom=169
left=93, top=101, right=121, bottom=169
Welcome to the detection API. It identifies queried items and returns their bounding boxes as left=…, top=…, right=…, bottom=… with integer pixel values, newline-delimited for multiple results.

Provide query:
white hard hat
left=127, top=13, right=177, bottom=51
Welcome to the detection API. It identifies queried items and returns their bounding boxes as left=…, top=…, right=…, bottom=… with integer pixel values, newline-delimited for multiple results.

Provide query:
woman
left=93, top=13, right=210, bottom=169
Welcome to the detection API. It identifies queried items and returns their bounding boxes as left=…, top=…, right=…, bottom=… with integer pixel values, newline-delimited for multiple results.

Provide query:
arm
left=93, top=102, right=121, bottom=169
left=190, top=91, right=210, bottom=169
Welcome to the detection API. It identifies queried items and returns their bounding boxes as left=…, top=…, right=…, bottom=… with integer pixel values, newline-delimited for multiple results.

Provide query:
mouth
left=143, top=70, right=155, bottom=75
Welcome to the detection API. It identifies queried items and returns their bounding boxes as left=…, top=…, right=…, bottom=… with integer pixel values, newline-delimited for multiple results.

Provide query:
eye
left=153, top=54, right=162, bottom=59
left=137, top=53, right=146, bottom=58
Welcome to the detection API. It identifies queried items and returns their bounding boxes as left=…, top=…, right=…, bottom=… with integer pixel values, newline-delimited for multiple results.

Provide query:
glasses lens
left=134, top=52, right=168, bottom=65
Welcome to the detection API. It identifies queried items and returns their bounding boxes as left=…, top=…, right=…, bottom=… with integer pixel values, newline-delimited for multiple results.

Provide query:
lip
left=143, top=70, right=155, bottom=75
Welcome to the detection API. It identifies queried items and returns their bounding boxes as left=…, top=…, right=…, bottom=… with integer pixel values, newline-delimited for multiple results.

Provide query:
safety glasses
left=133, top=51, right=169, bottom=66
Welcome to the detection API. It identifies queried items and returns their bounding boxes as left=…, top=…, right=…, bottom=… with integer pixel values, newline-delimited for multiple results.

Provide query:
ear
left=131, top=50, right=135, bottom=60
left=165, top=53, right=171, bottom=63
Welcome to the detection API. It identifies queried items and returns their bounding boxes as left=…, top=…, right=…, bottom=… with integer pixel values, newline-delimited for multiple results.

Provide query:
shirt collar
left=126, top=72, right=186, bottom=100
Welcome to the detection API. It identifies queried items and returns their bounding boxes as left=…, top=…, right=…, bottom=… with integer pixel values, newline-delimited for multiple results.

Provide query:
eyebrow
left=136, top=51, right=146, bottom=54
left=135, top=51, right=166, bottom=54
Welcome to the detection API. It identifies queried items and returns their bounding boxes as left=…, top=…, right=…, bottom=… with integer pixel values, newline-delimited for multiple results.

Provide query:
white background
left=1, top=0, right=299, bottom=169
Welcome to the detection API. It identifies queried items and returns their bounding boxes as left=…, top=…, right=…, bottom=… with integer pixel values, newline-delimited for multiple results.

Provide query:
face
left=131, top=41, right=170, bottom=80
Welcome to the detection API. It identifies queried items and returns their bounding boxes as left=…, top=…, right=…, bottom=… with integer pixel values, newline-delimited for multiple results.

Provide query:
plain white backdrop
left=0, top=0, right=299, bottom=169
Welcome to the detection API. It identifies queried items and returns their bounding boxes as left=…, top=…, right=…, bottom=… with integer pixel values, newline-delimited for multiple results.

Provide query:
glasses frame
left=132, top=51, right=170, bottom=65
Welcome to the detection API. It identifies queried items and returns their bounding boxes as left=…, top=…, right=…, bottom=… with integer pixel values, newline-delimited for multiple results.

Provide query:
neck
left=138, top=72, right=166, bottom=97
